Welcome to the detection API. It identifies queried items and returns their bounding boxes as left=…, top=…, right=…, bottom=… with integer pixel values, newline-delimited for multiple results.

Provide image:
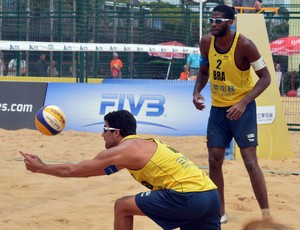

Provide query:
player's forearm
left=36, top=159, right=106, bottom=178
left=36, top=163, right=79, bottom=177
left=242, top=74, right=271, bottom=104
left=193, top=72, right=209, bottom=95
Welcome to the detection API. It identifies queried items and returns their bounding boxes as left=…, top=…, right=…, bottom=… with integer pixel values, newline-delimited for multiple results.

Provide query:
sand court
left=0, top=129, right=299, bottom=230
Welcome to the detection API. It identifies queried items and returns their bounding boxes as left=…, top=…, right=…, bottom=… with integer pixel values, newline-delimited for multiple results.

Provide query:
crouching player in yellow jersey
left=20, top=110, right=220, bottom=230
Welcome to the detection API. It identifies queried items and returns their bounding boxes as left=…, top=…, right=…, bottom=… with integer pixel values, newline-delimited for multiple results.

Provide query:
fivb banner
left=44, top=80, right=211, bottom=136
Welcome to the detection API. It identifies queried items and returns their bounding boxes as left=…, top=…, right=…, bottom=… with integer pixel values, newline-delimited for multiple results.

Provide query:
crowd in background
left=0, top=51, right=58, bottom=77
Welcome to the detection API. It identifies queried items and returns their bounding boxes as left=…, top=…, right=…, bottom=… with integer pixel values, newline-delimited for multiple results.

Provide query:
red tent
left=148, top=41, right=186, bottom=60
left=148, top=41, right=186, bottom=79
left=270, top=36, right=300, bottom=56
left=270, top=36, right=300, bottom=94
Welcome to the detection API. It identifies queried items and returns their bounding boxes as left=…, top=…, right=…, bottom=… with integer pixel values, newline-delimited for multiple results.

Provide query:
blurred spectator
left=275, top=63, right=282, bottom=93
left=47, top=60, right=58, bottom=77
left=110, top=52, right=123, bottom=78
left=69, top=61, right=77, bottom=77
left=233, top=0, right=263, bottom=12
left=224, top=0, right=233, bottom=7
left=7, top=52, right=26, bottom=76
left=187, top=44, right=200, bottom=80
left=35, top=54, right=47, bottom=76
left=179, top=65, right=190, bottom=80
left=275, top=63, right=281, bottom=72
left=153, top=71, right=164, bottom=79
left=0, top=51, right=5, bottom=76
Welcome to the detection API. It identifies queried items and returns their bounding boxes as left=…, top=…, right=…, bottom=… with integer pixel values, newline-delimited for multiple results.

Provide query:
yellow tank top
left=125, top=136, right=217, bottom=192
left=208, top=32, right=254, bottom=107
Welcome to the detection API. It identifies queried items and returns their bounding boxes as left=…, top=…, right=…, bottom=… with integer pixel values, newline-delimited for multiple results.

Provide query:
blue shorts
left=135, top=189, right=220, bottom=230
left=189, top=68, right=199, bottom=77
left=207, top=100, right=258, bottom=148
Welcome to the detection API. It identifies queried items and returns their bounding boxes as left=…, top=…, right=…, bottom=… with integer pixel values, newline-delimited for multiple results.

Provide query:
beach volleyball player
left=192, top=5, right=271, bottom=224
left=21, top=110, right=221, bottom=229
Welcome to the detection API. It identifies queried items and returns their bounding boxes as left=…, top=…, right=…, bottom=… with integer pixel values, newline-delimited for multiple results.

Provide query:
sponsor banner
left=0, top=41, right=199, bottom=54
left=0, top=82, right=47, bottom=129
left=44, top=81, right=211, bottom=136
left=257, top=105, right=276, bottom=124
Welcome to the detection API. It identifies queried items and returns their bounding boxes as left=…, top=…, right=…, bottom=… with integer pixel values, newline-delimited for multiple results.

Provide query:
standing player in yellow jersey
left=192, top=5, right=271, bottom=224
left=20, top=110, right=221, bottom=230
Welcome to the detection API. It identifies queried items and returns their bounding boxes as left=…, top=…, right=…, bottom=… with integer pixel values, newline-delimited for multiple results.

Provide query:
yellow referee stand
left=234, top=13, right=294, bottom=159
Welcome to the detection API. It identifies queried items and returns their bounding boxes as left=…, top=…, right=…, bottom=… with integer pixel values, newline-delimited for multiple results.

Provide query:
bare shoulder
left=238, top=34, right=255, bottom=48
left=237, top=33, right=258, bottom=51
left=201, top=33, right=212, bottom=42
left=92, top=139, right=146, bottom=169
left=200, top=34, right=212, bottom=55
left=237, top=33, right=261, bottom=61
left=120, top=138, right=155, bottom=153
left=116, top=138, right=156, bottom=169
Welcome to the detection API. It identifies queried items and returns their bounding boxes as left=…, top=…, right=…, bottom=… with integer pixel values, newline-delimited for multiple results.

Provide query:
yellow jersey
left=208, top=32, right=254, bottom=107
left=125, top=135, right=217, bottom=192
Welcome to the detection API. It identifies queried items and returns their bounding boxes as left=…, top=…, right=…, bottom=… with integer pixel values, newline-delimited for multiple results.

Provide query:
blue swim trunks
left=135, top=189, right=220, bottom=230
left=207, top=100, right=258, bottom=148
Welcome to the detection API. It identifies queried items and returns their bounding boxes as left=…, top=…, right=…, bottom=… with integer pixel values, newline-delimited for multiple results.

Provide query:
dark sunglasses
left=208, top=18, right=230, bottom=24
left=103, top=127, right=120, bottom=133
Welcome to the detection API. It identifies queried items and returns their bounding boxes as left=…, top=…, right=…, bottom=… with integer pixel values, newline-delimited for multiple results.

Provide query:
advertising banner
left=0, top=82, right=47, bottom=129
left=44, top=81, right=211, bottom=136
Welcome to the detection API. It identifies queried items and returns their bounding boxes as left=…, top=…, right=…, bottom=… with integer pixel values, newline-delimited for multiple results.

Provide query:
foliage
left=267, top=7, right=290, bottom=42
left=283, top=71, right=300, bottom=94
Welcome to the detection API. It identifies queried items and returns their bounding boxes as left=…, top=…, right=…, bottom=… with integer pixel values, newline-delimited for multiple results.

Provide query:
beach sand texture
left=1, top=129, right=299, bottom=230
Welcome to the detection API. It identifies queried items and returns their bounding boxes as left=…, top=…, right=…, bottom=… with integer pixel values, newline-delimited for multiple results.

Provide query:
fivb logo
left=100, top=93, right=165, bottom=116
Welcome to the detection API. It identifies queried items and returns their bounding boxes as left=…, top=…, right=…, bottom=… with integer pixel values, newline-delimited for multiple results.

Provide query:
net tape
left=0, top=41, right=199, bottom=54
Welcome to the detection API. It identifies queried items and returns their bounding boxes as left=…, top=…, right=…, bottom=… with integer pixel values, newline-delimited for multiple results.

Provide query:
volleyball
left=35, top=105, right=66, bottom=136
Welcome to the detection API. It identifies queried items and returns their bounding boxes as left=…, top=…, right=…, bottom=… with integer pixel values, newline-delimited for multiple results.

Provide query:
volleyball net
left=0, top=41, right=199, bottom=81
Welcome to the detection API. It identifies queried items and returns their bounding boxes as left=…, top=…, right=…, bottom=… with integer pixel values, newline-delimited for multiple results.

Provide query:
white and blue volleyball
left=35, top=105, right=66, bottom=136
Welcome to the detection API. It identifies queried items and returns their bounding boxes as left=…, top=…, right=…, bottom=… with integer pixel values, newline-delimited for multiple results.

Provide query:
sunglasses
left=103, top=127, right=120, bottom=133
left=208, top=18, right=230, bottom=24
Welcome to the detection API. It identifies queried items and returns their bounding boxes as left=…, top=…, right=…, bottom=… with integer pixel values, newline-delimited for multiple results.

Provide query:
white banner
left=257, top=105, right=276, bottom=124
left=0, top=41, right=199, bottom=54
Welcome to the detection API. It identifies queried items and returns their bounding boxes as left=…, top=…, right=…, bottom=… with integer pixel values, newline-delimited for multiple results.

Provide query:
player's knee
left=209, top=155, right=223, bottom=169
left=114, top=197, right=126, bottom=216
left=209, top=160, right=223, bottom=171
left=114, top=196, right=133, bottom=216
left=244, top=159, right=259, bottom=173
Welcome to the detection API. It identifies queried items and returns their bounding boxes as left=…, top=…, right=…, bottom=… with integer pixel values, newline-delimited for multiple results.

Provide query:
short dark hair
left=212, top=5, right=235, bottom=20
left=104, top=110, right=137, bottom=137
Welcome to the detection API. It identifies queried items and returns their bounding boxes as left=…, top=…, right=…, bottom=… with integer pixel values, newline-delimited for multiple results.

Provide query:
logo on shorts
left=140, top=191, right=151, bottom=197
left=247, top=133, right=255, bottom=142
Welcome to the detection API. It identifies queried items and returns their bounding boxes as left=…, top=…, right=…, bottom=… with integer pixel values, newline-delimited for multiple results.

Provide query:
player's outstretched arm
left=19, top=150, right=123, bottom=178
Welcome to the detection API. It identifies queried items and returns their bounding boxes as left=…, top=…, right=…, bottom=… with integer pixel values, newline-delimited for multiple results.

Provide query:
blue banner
left=45, top=80, right=211, bottom=136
